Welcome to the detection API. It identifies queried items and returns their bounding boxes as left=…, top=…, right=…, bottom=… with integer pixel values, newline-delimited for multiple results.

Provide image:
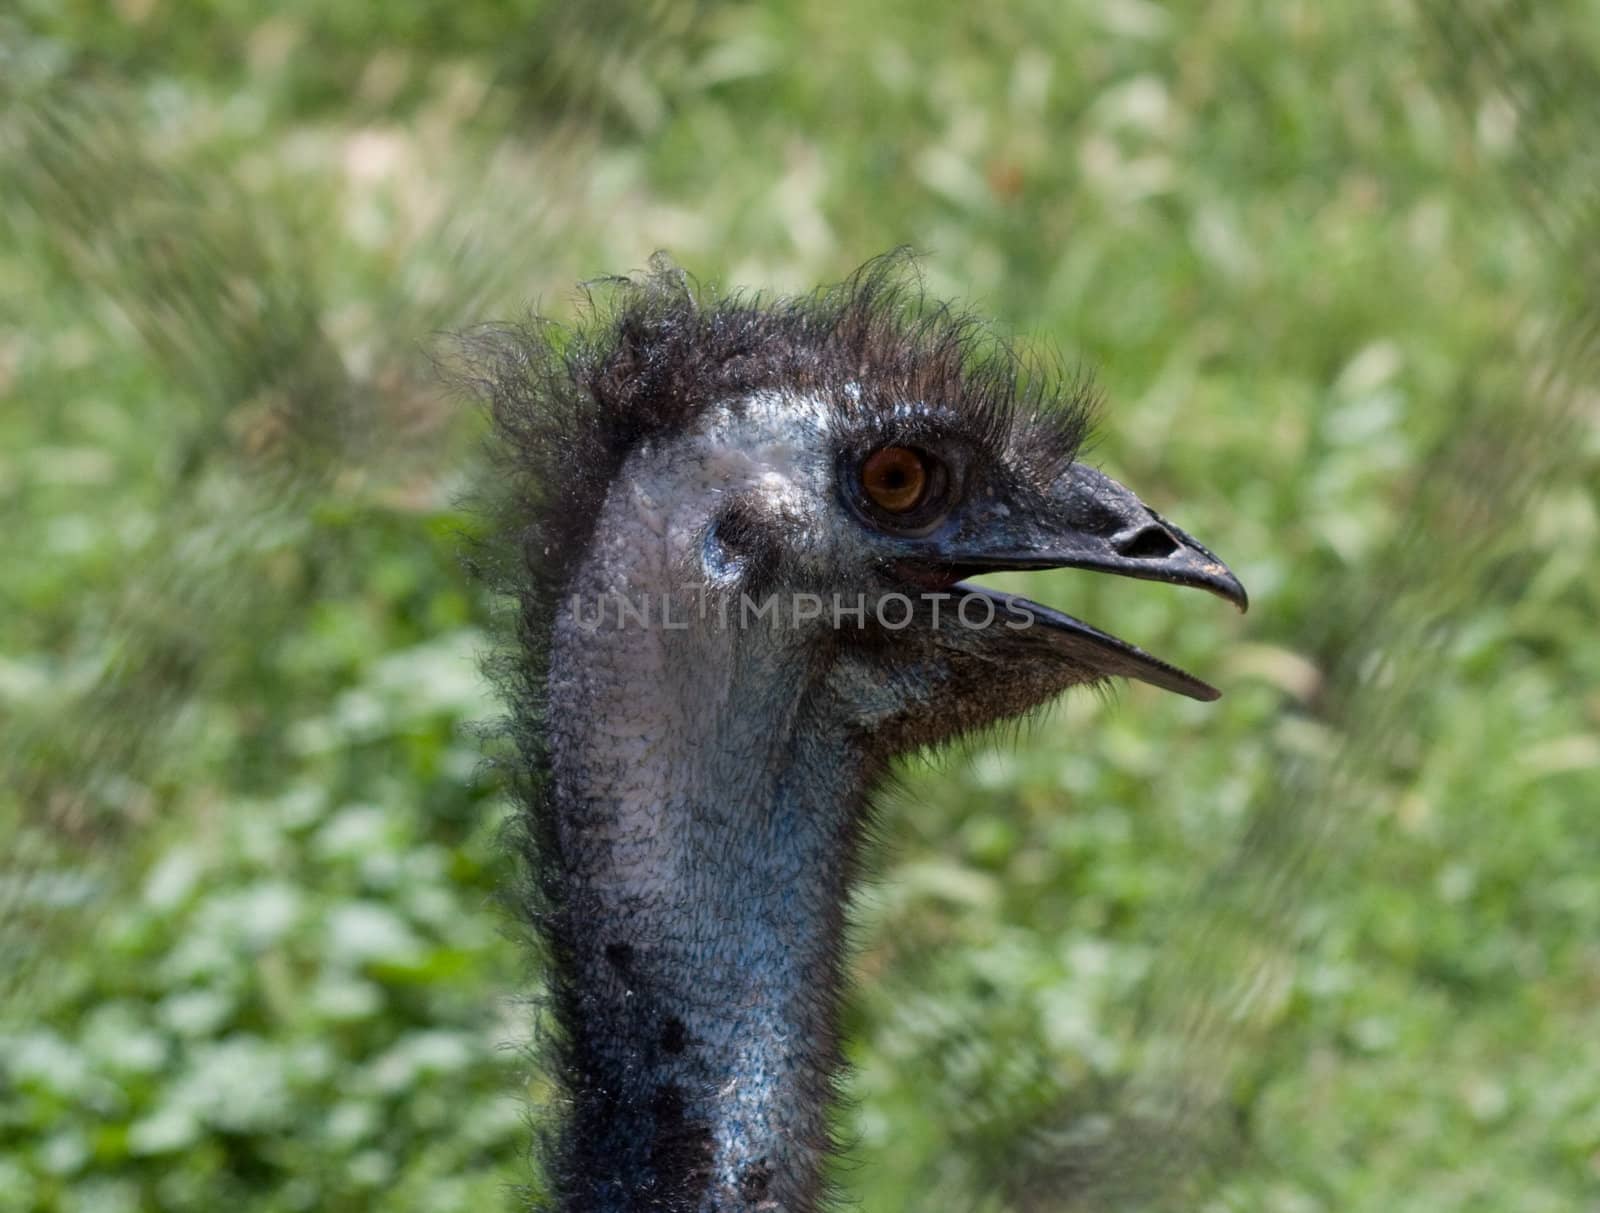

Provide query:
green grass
left=2, top=2, right=1598, bottom=1210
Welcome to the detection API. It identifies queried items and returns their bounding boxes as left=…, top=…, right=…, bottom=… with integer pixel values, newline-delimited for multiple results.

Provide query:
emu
left=470, top=256, right=1246, bottom=1212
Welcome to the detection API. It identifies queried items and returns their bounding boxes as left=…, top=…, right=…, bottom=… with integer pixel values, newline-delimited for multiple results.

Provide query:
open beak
left=905, top=464, right=1247, bottom=701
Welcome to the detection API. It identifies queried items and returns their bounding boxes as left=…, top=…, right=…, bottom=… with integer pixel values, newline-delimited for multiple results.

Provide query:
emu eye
left=861, top=446, right=934, bottom=513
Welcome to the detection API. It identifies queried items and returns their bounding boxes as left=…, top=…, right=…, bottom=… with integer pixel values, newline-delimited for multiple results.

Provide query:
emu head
left=479, top=256, right=1244, bottom=763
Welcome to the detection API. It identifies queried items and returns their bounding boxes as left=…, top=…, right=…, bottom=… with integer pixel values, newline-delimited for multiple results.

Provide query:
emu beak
left=910, top=464, right=1247, bottom=701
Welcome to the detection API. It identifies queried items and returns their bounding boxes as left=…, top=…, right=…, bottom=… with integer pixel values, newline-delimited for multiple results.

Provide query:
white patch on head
left=627, top=389, right=838, bottom=573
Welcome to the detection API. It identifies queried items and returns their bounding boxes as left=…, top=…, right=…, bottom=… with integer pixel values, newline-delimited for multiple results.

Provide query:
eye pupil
left=861, top=446, right=932, bottom=514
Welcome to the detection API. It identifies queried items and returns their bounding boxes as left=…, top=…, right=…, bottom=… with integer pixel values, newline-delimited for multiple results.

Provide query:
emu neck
left=543, top=546, right=866, bottom=1210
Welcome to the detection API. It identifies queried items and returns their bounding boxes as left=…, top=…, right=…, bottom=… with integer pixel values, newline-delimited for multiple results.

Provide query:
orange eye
left=861, top=446, right=930, bottom=514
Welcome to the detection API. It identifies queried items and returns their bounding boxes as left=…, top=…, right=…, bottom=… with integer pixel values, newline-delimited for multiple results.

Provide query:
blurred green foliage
left=1, top=1, right=1597, bottom=1210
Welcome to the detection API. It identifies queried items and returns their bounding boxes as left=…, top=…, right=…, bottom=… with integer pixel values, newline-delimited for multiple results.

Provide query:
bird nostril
left=1115, top=525, right=1181, bottom=561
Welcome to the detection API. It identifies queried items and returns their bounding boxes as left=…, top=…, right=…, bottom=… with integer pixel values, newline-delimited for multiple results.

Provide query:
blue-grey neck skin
left=547, top=616, right=868, bottom=1210
left=540, top=394, right=866, bottom=1210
